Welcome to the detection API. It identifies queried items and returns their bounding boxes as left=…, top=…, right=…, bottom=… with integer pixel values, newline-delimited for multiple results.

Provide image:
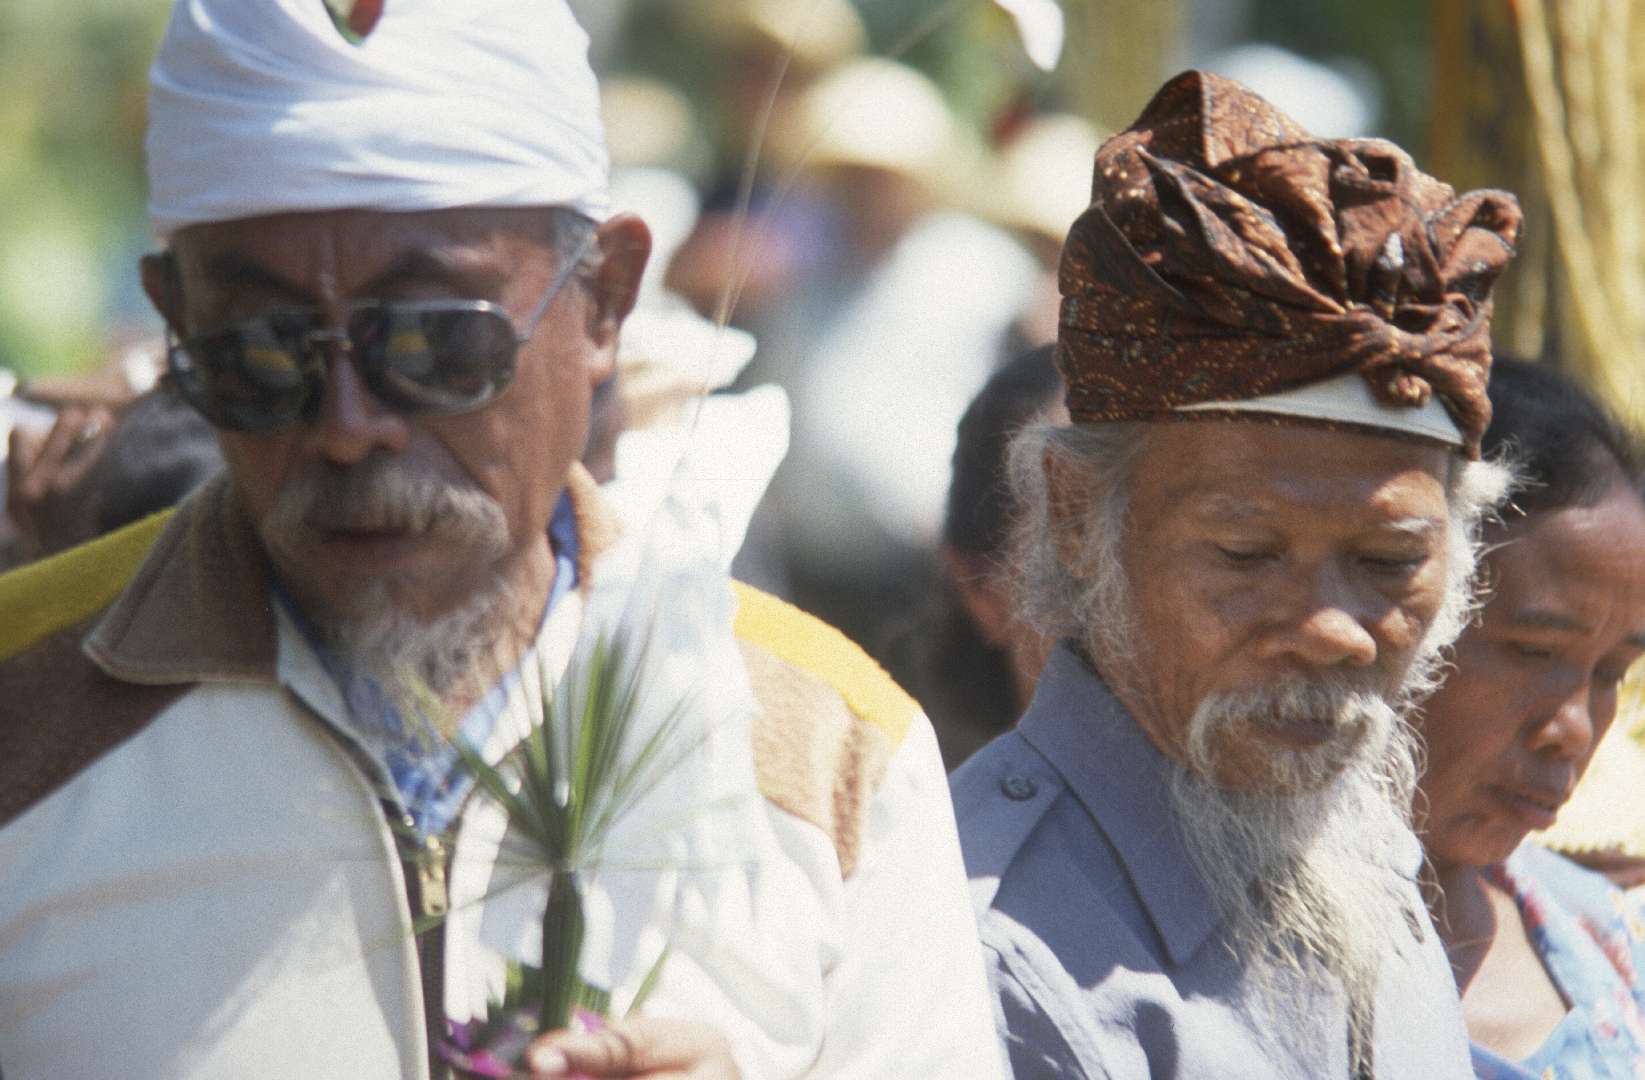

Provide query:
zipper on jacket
left=385, top=772, right=487, bottom=1077
left=417, top=832, right=450, bottom=918
left=388, top=804, right=454, bottom=1080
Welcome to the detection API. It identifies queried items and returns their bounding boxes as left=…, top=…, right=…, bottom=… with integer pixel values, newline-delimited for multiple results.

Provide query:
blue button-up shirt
left=951, top=644, right=1475, bottom=1079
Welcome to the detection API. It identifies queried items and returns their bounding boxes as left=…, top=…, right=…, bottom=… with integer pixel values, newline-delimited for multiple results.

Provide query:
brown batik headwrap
left=1057, top=69, right=1522, bottom=458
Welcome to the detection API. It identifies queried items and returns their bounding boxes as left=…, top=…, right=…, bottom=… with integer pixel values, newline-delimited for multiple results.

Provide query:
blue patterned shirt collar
left=275, top=491, right=580, bottom=837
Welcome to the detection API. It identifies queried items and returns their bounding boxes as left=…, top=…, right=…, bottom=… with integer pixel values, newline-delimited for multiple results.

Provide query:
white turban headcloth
left=147, top=0, right=610, bottom=238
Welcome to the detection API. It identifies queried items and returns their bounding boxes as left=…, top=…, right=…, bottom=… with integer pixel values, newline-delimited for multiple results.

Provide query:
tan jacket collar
left=86, top=464, right=620, bottom=687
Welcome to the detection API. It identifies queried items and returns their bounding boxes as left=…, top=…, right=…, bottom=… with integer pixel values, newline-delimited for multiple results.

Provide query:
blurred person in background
left=3, top=342, right=167, bottom=565
left=2, top=386, right=116, bottom=568
left=663, top=0, right=865, bottom=322
left=733, top=56, right=1039, bottom=650
left=882, top=344, right=1062, bottom=770
left=1413, top=357, right=1645, bottom=1080
left=587, top=74, right=715, bottom=485
left=955, top=70, right=1521, bottom=1077
left=978, top=113, right=1103, bottom=361
left=4, top=387, right=222, bottom=568
left=592, top=73, right=794, bottom=557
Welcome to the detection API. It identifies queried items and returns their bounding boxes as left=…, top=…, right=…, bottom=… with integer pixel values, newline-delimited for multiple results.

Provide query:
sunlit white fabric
left=1175, top=369, right=1465, bottom=448
left=147, top=0, right=609, bottom=236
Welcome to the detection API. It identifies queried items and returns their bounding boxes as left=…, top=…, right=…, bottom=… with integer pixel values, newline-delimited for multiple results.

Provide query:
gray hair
left=1004, top=421, right=1149, bottom=663
left=1408, top=452, right=1516, bottom=702
left=1003, top=419, right=1515, bottom=696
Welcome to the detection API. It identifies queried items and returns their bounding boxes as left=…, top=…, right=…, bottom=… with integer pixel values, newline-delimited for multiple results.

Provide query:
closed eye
left=1595, top=665, right=1632, bottom=688
left=1595, top=653, right=1642, bottom=687
left=1215, top=546, right=1276, bottom=567
left=1359, top=554, right=1425, bottom=574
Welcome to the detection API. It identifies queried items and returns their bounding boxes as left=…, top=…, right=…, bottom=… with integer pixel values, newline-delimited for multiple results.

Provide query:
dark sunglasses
left=166, top=232, right=595, bottom=432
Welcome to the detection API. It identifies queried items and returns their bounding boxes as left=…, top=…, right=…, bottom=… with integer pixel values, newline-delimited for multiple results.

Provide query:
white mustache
left=1197, top=678, right=1384, bottom=738
left=262, top=457, right=509, bottom=550
left=1184, top=676, right=1403, bottom=796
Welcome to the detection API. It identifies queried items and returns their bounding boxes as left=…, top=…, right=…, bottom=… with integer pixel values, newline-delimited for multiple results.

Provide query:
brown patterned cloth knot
left=1057, top=69, right=1522, bottom=458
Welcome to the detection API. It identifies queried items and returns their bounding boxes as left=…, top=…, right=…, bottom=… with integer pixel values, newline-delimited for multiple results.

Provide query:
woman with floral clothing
left=1418, top=358, right=1645, bottom=1080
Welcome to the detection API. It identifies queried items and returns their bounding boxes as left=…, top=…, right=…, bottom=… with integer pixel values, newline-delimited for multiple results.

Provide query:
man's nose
left=1526, top=677, right=1598, bottom=761
left=1255, top=567, right=1380, bottom=669
left=304, top=346, right=409, bottom=464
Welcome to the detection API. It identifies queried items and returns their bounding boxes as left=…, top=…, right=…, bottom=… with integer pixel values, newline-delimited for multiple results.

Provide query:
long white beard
left=1168, top=681, right=1423, bottom=1074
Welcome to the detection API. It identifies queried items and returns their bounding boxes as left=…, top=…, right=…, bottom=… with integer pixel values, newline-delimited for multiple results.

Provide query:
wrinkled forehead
left=169, top=207, right=562, bottom=305
left=1136, top=419, right=1456, bottom=530
left=1486, top=489, right=1645, bottom=634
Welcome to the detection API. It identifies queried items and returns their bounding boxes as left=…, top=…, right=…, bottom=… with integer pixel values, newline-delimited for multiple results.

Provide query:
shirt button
left=1002, top=775, right=1037, bottom=801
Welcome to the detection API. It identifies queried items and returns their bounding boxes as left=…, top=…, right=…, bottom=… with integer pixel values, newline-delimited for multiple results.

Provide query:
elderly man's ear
left=585, top=213, right=650, bottom=348
left=138, top=252, right=185, bottom=335
left=1043, top=446, right=1093, bottom=571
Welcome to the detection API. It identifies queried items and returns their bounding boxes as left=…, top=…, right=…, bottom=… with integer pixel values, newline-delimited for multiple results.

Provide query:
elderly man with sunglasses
left=0, top=3, right=1002, bottom=1079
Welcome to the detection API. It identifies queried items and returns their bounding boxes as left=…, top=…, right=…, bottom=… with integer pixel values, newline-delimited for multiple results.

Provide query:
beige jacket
left=0, top=471, right=1003, bottom=1079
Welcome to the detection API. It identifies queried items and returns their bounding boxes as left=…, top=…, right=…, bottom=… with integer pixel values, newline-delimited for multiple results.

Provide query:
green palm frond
left=448, top=609, right=707, bottom=1033
left=627, top=945, right=672, bottom=1016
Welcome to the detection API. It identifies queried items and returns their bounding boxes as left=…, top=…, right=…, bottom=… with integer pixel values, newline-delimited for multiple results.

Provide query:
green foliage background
left=0, top=0, right=170, bottom=377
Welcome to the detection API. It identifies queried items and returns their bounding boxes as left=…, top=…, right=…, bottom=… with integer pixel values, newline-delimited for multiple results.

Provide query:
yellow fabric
left=1430, top=1, right=1645, bottom=427
left=1511, top=0, right=1645, bottom=426
left=0, top=512, right=921, bottom=753
left=730, top=580, right=918, bottom=748
left=0, top=510, right=175, bottom=663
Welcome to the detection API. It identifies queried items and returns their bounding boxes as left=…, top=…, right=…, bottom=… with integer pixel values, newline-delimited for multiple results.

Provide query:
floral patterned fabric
left=1470, top=843, right=1645, bottom=1080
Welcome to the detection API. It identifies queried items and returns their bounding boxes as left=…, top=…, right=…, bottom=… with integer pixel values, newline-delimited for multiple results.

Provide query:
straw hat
left=601, top=76, right=698, bottom=173
left=693, top=0, right=865, bottom=73
left=772, top=57, right=956, bottom=189
left=981, top=112, right=1103, bottom=244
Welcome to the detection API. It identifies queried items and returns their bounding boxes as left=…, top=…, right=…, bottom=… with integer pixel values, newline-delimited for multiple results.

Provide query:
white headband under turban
left=146, top=0, right=610, bottom=238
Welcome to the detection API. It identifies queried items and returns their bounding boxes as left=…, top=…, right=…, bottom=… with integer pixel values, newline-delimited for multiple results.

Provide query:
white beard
left=259, top=455, right=513, bottom=587
left=326, top=574, right=516, bottom=701
left=253, top=456, right=518, bottom=723
left=1167, top=680, right=1424, bottom=1074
